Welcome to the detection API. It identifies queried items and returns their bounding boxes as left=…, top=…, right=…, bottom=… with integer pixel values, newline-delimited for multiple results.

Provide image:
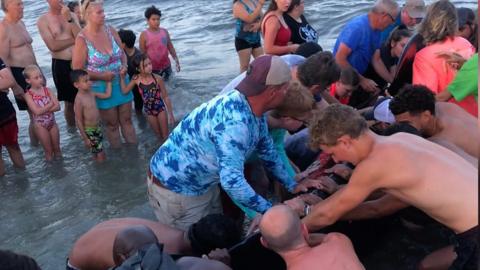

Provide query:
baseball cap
left=373, top=97, right=395, bottom=124
left=404, top=0, right=426, bottom=19
left=236, top=55, right=291, bottom=97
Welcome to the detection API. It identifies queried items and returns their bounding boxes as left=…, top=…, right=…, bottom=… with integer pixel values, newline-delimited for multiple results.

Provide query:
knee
left=105, top=119, right=119, bottom=130
left=120, top=114, right=133, bottom=125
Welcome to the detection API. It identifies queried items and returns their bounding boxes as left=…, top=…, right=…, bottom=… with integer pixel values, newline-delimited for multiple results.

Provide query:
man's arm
left=371, top=49, right=393, bottom=83
left=0, top=23, right=11, bottom=65
left=335, top=43, right=378, bottom=92
left=302, top=162, right=378, bottom=231
left=341, top=193, right=409, bottom=220
left=37, top=16, right=75, bottom=52
left=0, top=64, right=17, bottom=90
left=213, top=120, right=273, bottom=213
left=256, top=118, right=297, bottom=192
left=166, top=30, right=180, bottom=72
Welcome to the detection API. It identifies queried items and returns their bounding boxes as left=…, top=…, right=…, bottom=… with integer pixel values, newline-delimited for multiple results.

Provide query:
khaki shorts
left=147, top=174, right=223, bottom=231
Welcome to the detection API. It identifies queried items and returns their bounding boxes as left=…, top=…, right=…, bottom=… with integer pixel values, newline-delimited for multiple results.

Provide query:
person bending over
left=389, top=84, right=479, bottom=159
left=285, top=104, right=477, bottom=270
left=67, top=215, right=241, bottom=270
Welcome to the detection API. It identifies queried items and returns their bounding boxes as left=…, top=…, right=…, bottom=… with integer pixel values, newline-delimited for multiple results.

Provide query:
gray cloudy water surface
left=0, top=0, right=476, bottom=269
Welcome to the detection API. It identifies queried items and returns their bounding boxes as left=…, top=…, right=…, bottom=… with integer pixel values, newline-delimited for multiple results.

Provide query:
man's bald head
left=259, top=205, right=305, bottom=253
left=112, top=225, right=158, bottom=266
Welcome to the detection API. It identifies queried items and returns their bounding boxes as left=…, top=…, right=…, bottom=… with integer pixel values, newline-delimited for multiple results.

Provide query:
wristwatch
left=302, top=204, right=311, bottom=217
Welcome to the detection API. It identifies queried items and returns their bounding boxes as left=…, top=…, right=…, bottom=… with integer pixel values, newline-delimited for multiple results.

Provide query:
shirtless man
left=285, top=104, right=478, bottom=269
left=38, top=0, right=81, bottom=127
left=259, top=205, right=364, bottom=270
left=67, top=215, right=241, bottom=270
left=0, top=0, right=39, bottom=144
left=107, top=226, right=232, bottom=270
left=389, top=84, right=479, bottom=159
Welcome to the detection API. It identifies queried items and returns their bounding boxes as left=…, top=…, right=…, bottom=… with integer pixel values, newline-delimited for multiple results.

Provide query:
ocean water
left=0, top=0, right=476, bottom=269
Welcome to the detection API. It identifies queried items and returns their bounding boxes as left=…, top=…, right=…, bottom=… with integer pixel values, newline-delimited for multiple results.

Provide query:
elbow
left=263, top=44, right=275, bottom=55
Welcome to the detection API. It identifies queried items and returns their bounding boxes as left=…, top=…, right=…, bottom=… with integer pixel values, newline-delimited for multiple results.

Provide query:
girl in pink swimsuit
left=139, top=5, right=180, bottom=81
left=23, top=65, right=61, bottom=161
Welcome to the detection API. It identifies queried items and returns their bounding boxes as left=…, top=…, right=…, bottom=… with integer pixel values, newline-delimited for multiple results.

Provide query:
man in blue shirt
left=148, top=55, right=320, bottom=230
left=333, top=0, right=399, bottom=93
left=379, top=0, right=426, bottom=44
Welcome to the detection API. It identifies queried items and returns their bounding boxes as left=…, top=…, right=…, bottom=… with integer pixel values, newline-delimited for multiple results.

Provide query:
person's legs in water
left=118, top=102, right=137, bottom=144
left=156, top=110, right=169, bottom=143
left=34, top=123, right=54, bottom=161
left=64, top=102, right=75, bottom=127
left=100, top=108, right=121, bottom=148
left=6, top=144, right=25, bottom=169
left=237, top=48, right=253, bottom=73
left=50, top=123, right=62, bottom=158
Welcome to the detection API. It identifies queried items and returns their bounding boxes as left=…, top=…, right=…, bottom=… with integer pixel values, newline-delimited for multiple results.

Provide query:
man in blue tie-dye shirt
left=148, top=55, right=319, bottom=230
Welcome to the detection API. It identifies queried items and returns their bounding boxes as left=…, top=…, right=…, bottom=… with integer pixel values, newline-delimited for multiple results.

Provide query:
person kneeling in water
left=66, top=214, right=241, bottom=270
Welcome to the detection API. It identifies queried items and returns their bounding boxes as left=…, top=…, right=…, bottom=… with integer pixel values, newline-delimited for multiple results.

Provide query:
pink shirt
left=413, top=36, right=476, bottom=116
left=143, top=28, right=171, bottom=71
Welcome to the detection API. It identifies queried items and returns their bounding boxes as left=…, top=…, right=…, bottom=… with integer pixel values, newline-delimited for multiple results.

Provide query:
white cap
left=373, top=98, right=395, bottom=124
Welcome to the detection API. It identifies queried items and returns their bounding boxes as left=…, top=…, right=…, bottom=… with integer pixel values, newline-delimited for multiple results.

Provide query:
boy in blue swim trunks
left=72, top=69, right=111, bottom=162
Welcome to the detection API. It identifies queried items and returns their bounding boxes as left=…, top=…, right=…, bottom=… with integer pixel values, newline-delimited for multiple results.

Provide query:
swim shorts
left=10, top=66, right=28, bottom=111
left=52, top=58, right=78, bottom=103
left=235, top=37, right=261, bottom=52
left=449, top=226, right=479, bottom=270
left=0, top=116, right=19, bottom=147
left=153, top=66, right=172, bottom=82
left=85, top=126, right=104, bottom=154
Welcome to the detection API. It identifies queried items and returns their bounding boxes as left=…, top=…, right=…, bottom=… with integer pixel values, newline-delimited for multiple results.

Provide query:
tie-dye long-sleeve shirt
left=150, top=90, right=297, bottom=213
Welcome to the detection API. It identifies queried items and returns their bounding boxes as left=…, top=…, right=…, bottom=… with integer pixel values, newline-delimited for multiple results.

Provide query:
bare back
left=288, top=234, right=364, bottom=270
left=364, top=133, right=477, bottom=233
left=432, top=102, right=479, bottom=158
left=68, top=218, right=185, bottom=270
left=0, top=20, right=36, bottom=67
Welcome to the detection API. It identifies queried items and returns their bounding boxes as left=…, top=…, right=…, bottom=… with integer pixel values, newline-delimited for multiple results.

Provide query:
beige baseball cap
left=404, top=0, right=426, bottom=19
left=236, top=55, right=291, bottom=97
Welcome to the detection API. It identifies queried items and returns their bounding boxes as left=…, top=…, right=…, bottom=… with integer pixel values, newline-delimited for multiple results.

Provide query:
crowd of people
left=0, top=0, right=478, bottom=269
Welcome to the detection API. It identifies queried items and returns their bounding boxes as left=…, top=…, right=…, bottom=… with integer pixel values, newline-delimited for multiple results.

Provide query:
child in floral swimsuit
left=23, top=65, right=61, bottom=161
left=120, top=53, right=174, bottom=143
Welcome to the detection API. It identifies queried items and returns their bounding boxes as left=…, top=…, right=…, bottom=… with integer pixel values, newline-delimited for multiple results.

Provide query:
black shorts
left=10, top=66, right=28, bottom=111
left=52, top=58, right=78, bottom=103
left=450, top=226, right=479, bottom=270
left=235, top=37, right=261, bottom=52
left=153, top=66, right=172, bottom=82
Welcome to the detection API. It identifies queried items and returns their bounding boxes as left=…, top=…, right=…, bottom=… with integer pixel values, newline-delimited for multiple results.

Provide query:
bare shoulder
left=153, top=73, right=164, bottom=83
left=37, top=13, right=48, bottom=24
left=263, top=12, right=279, bottom=25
